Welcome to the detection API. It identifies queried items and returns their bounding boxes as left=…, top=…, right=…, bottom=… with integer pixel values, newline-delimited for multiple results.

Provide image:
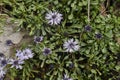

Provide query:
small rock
left=0, top=19, right=25, bottom=57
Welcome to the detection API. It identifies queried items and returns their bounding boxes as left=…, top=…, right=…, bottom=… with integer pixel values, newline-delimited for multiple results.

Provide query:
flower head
left=45, top=11, right=63, bottom=25
left=9, top=59, right=24, bottom=69
left=62, top=74, right=72, bottom=80
left=49, top=64, right=54, bottom=70
left=63, top=39, right=79, bottom=52
left=0, top=67, right=6, bottom=79
left=6, top=40, right=13, bottom=46
left=95, top=33, right=102, bottom=39
left=0, top=53, right=4, bottom=58
left=16, top=50, right=23, bottom=59
left=34, top=36, right=43, bottom=43
left=43, top=48, right=52, bottom=55
left=0, top=77, right=3, bottom=80
left=84, top=25, right=91, bottom=31
left=22, top=48, right=34, bottom=59
left=16, top=48, right=34, bottom=60
left=69, top=63, right=74, bottom=68
left=0, top=58, right=8, bottom=67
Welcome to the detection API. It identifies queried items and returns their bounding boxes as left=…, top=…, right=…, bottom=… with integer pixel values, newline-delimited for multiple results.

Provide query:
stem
left=88, top=0, right=90, bottom=23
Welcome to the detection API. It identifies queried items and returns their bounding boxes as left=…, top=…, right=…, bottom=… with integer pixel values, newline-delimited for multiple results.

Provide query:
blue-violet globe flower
left=45, top=11, right=63, bottom=25
left=63, top=39, right=79, bottom=52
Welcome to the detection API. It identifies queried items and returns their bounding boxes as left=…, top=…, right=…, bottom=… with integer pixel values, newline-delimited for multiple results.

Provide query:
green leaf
left=35, top=78, right=41, bottom=80
left=68, top=14, right=73, bottom=20
left=71, top=3, right=75, bottom=8
left=115, top=66, right=120, bottom=71
left=79, top=65, right=85, bottom=68
left=46, top=60, right=55, bottom=64
left=102, top=47, right=107, bottom=53
left=91, top=69, right=97, bottom=74
left=41, top=60, right=45, bottom=68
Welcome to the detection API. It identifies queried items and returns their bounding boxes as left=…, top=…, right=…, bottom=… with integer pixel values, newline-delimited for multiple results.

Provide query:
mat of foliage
left=1, top=0, right=120, bottom=80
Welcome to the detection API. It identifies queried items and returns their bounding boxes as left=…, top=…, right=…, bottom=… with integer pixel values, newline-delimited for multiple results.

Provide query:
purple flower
left=0, top=53, right=4, bottom=58
left=95, top=33, right=102, bottom=39
left=9, top=59, right=24, bottom=69
left=43, top=48, right=52, bottom=55
left=84, top=25, right=91, bottom=31
left=49, top=64, right=54, bottom=70
left=22, top=48, right=34, bottom=59
left=0, top=77, right=3, bottom=80
left=16, top=50, right=23, bottom=59
left=16, top=48, right=34, bottom=60
left=62, top=74, right=73, bottom=80
left=0, top=67, right=6, bottom=79
left=45, top=11, right=63, bottom=25
left=34, top=36, right=43, bottom=43
left=0, top=58, right=8, bottom=67
left=63, top=39, right=79, bottom=52
left=5, top=40, right=13, bottom=46
left=69, top=63, right=74, bottom=68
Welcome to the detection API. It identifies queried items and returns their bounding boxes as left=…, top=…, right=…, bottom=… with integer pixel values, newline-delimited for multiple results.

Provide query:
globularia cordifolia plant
left=1, top=0, right=120, bottom=80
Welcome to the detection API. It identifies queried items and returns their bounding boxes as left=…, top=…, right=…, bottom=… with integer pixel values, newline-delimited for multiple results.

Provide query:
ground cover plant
left=0, top=0, right=120, bottom=80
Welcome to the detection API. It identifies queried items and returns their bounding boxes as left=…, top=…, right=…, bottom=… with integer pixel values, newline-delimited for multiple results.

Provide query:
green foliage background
left=1, top=0, right=120, bottom=80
